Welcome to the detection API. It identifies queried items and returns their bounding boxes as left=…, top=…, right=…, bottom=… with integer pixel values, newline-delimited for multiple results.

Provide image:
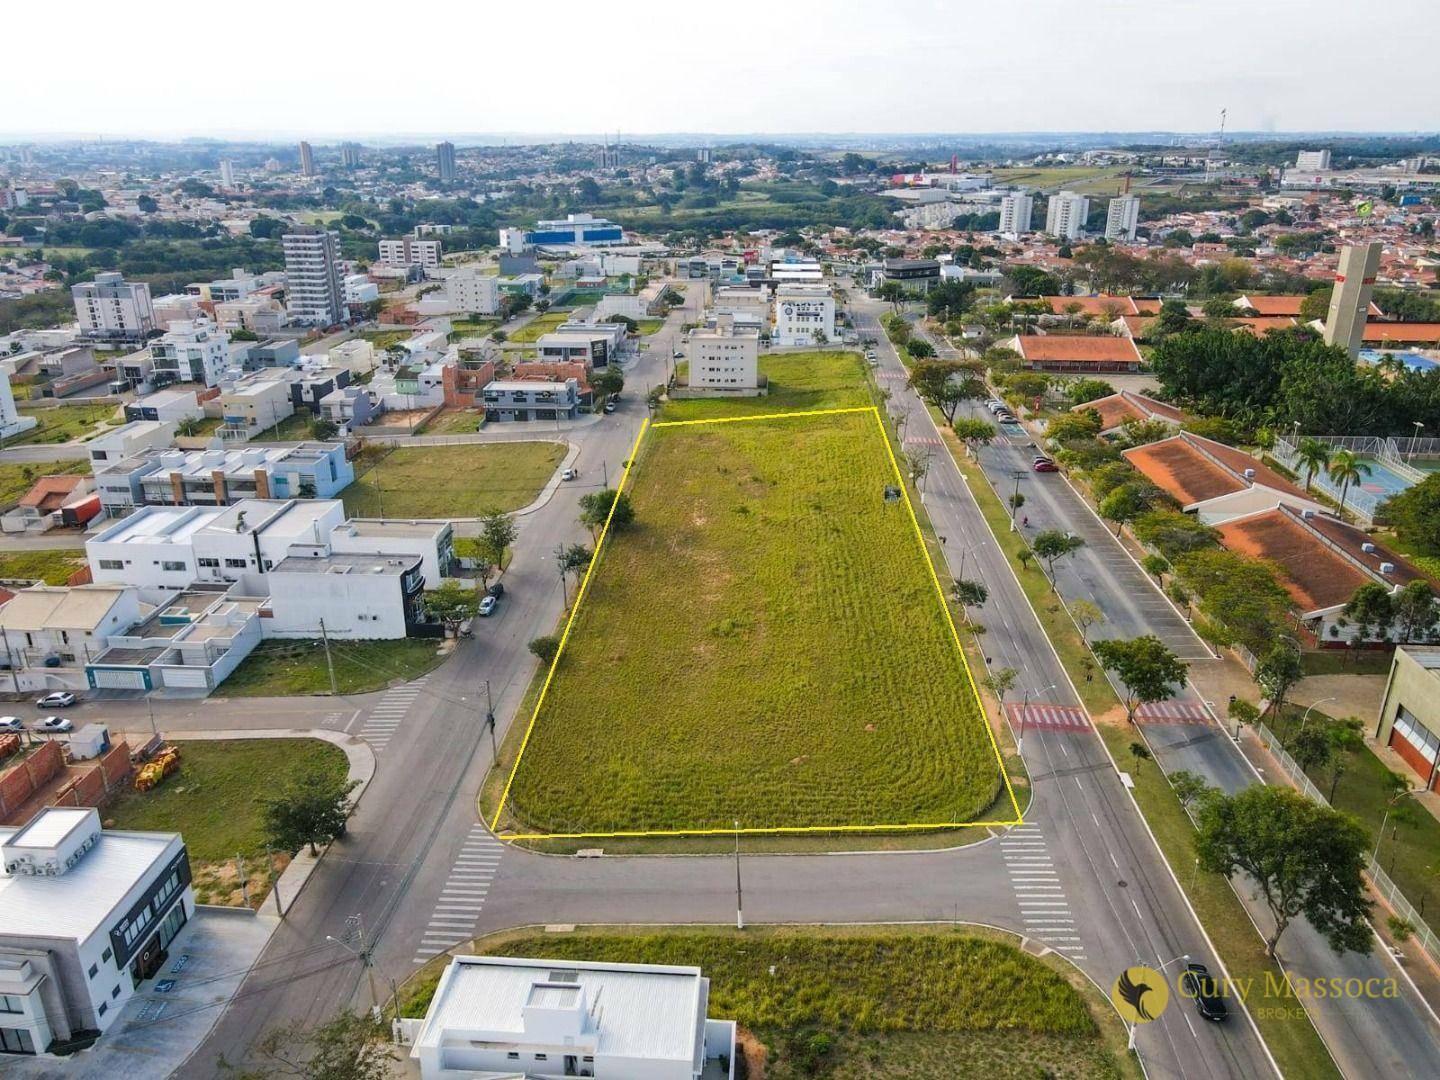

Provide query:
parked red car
left=1033, top=457, right=1059, bottom=473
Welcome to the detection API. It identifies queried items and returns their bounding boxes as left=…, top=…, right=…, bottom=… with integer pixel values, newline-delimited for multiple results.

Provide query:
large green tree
left=261, top=767, right=359, bottom=856
left=1194, top=785, right=1372, bottom=958
left=908, top=360, right=984, bottom=425
left=1092, top=635, right=1187, bottom=724
left=1383, top=474, right=1440, bottom=555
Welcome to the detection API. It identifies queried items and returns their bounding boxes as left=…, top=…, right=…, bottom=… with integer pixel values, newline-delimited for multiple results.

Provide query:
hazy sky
left=9, top=0, right=1435, bottom=138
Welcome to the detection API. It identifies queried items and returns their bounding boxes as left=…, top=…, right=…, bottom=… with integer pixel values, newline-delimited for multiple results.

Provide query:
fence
left=1272, top=436, right=1391, bottom=523
left=1256, top=722, right=1440, bottom=966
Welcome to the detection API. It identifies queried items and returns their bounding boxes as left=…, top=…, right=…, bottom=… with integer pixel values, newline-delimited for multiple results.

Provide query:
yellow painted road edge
left=492, top=404, right=1023, bottom=838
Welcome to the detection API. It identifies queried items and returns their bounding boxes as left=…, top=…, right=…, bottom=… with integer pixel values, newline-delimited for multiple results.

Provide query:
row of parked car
left=985, top=399, right=1057, bottom=472
left=0, top=690, right=81, bottom=734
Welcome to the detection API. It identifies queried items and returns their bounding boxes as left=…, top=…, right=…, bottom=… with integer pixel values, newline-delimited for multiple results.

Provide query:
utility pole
left=3, top=631, right=19, bottom=694
left=733, top=819, right=744, bottom=930
left=602, top=460, right=609, bottom=488
left=484, top=679, right=498, bottom=764
left=319, top=619, right=338, bottom=695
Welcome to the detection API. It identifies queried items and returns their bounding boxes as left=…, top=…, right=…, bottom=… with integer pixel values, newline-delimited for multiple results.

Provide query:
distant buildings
left=1104, top=194, right=1140, bottom=242
left=998, top=193, right=1034, bottom=236
left=1295, top=149, right=1332, bottom=171
left=875, top=257, right=941, bottom=292
left=436, top=141, right=457, bottom=182
left=499, top=213, right=624, bottom=253
left=340, top=142, right=362, bottom=168
left=72, top=272, right=155, bottom=348
left=298, top=140, right=315, bottom=176
left=149, top=319, right=230, bottom=387
left=219, top=159, right=235, bottom=188
left=282, top=226, right=345, bottom=326
left=1044, top=191, right=1089, bottom=240
left=378, top=237, right=443, bottom=272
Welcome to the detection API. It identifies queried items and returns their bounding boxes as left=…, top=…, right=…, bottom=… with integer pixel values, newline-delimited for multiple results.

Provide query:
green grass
left=989, top=166, right=1125, bottom=190
left=502, top=408, right=1000, bottom=835
left=359, top=330, right=413, bottom=351
left=1299, top=649, right=1394, bottom=676
left=506, top=311, right=568, bottom=343
left=0, top=548, right=87, bottom=585
left=418, top=409, right=484, bottom=435
left=343, top=442, right=565, bottom=518
left=11, top=402, right=120, bottom=445
left=448, top=319, right=499, bottom=339
left=252, top=410, right=319, bottom=442
left=220, top=638, right=447, bottom=696
left=0, top=459, right=87, bottom=510
left=1266, top=704, right=1440, bottom=921
left=661, top=350, right=872, bottom=423
left=103, top=738, right=348, bottom=906
left=635, top=318, right=664, bottom=335
left=397, top=926, right=1135, bottom=1080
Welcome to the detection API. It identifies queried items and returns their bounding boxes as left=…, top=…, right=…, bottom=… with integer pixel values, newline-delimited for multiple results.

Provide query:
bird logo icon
left=1111, top=965, right=1169, bottom=1024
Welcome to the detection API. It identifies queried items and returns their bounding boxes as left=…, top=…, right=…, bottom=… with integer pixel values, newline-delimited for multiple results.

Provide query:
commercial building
left=436, top=141, right=457, bottom=182
left=710, top=286, right=769, bottom=323
left=330, top=518, right=455, bottom=587
left=265, top=549, right=425, bottom=639
left=149, top=320, right=231, bottom=387
left=71, top=273, right=155, bottom=348
left=771, top=284, right=835, bottom=346
left=95, top=443, right=354, bottom=515
left=1104, top=194, right=1140, bottom=242
left=378, top=238, right=443, bottom=273
left=1044, top=191, right=1090, bottom=240
left=1323, top=242, right=1382, bottom=358
left=298, top=141, right=315, bottom=176
left=688, top=314, right=760, bottom=392
left=499, top=214, right=624, bottom=253
left=405, top=954, right=735, bottom=1080
left=536, top=321, right=627, bottom=368
left=875, top=258, right=941, bottom=292
left=482, top=379, right=580, bottom=422
left=997, top=193, right=1034, bottom=236
left=0, top=808, right=194, bottom=1052
left=1376, top=647, right=1440, bottom=791
left=1122, top=431, right=1324, bottom=525
left=1295, top=149, right=1333, bottom=171
left=282, top=226, right=345, bottom=327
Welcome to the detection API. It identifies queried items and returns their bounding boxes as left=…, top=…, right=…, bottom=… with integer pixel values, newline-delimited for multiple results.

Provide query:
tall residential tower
left=282, top=226, right=345, bottom=326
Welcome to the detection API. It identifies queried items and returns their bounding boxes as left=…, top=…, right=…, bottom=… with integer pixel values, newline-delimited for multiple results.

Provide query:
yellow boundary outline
left=490, top=404, right=1023, bottom=839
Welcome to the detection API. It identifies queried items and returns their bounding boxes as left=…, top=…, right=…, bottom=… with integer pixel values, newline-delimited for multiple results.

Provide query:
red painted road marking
left=1006, top=703, right=1090, bottom=731
left=1135, top=700, right=1212, bottom=724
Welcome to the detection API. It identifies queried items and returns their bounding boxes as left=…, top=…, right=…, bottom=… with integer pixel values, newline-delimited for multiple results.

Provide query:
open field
left=663, top=349, right=872, bottom=423
left=500, top=406, right=1003, bottom=837
left=12, top=402, right=120, bottom=445
left=103, top=738, right=347, bottom=906
left=0, top=458, right=88, bottom=510
left=343, top=441, right=564, bottom=518
left=397, top=926, right=1135, bottom=1080
left=418, top=408, right=484, bottom=435
left=506, top=311, right=568, bottom=342
left=358, top=329, right=413, bottom=350
left=988, top=166, right=1127, bottom=192
left=221, top=637, right=447, bottom=696
left=251, top=411, right=318, bottom=442
left=0, top=548, right=87, bottom=585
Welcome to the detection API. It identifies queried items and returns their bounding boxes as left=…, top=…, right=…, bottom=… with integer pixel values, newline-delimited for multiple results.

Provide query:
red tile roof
left=1075, top=391, right=1189, bottom=432
left=1041, top=296, right=1161, bottom=317
left=1215, top=508, right=1372, bottom=613
left=1362, top=323, right=1440, bottom=345
left=18, top=475, right=86, bottom=513
left=1122, top=432, right=1307, bottom=507
left=1012, top=335, right=1143, bottom=364
left=1237, top=295, right=1383, bottom=317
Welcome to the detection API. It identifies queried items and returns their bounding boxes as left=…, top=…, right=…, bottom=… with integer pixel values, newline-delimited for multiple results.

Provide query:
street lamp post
left=1374, top=788, right=1419, bottom=864
left=327, top=913, right=380, bottom=1014
left=1010, top=472, right=1025, bottom=532
left=1298, top=696, right=1337, bottom=737
left=1015, top=683, right=1056, bottom=755
left=1411, top=421, right=1425, bottom=463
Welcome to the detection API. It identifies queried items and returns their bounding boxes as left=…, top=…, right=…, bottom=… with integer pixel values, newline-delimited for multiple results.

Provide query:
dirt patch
left=1091, top=706, right=1131, bottom=729
left=736, top=1027, right=767, bottom=1079
left=190, top=852, right=290, bottom=910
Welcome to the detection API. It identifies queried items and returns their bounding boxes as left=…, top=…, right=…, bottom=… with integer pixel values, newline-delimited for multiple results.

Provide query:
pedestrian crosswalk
left=1136, top=700, right=1212, bottom=724
left=358, top=678, right=428, bottom=751
left=1006, top=702, right=1090, bottom=733
left=903, top=435, right=944, bottom=447
left=1001, top=825, right=1085, bottom=962
left=412, top=826, right=503, bottom=964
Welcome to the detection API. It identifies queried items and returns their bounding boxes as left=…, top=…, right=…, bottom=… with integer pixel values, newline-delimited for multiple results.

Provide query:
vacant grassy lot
left=222, top=638, right=446, bottom=696
left=343, top=441, right=564, bottom=518
left=663, top=349, right=872, bottom=423
left=448, top=319, right=499, bottom=339
left=12, top=402, right=120, bottom=445
left=506, top=311, right=568, bottom=343
left=359, top=329, right=413, bottom=351
left=0, top=459, right=87, bottom=509
left=419, top=409, right=484, bottom=435
left=635, top=318, right=664, bottom=335
left=503, top=408, right=999, bottom=835
left=252, top=411, right=319, bottom=442
left=0, top=548, right=87, bottom=585
left=399, top=927, right=1132, bottom=1079
left=104, top=738, right=347, bottom=906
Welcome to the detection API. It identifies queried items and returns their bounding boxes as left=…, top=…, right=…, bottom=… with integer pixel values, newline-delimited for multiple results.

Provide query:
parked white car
left=34, top=716, right=73, bottom=733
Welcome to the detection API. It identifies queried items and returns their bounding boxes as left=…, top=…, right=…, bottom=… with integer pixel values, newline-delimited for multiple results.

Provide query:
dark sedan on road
left=1182, top=963, right=1229, bottom=1022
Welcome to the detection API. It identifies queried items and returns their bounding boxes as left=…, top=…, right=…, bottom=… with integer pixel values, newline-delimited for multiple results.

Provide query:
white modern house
left=0, top=586, right=142, bottom=690
left=405, top=955, right=735, bottom=1080
left=0, top=808, right=194, bottom=1054
left=771, top=284, right=835, bottom=346
left=148, top=320, right=231, bottom=388
left=124, top=389, right=203, bottom=426
left=264, top=549, right=425, bottom=639
left=85, top=420, right=177, bottom=474
left=330, top=518, right=455, bottom=587
left=329, top=339, right=377, bottom=377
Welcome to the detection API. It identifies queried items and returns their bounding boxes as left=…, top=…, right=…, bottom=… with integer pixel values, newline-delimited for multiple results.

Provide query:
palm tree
left=1294, top=437, right=1331, bottom=492
left=1327, top=449, right=1371, bottom=519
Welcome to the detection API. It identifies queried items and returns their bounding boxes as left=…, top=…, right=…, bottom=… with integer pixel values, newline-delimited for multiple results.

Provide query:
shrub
left=1141, top=554, right=1170, bottom=578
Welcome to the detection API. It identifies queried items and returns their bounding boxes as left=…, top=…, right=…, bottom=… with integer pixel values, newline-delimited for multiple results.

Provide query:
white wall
left=264, top=568, right=409, bottom=639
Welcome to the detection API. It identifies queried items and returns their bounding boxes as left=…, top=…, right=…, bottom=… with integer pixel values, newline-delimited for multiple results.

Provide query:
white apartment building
left=997, top=194, right=1035, bottom=236
left=436, top=141, right=457, bottom=182
left=1295, top=149, right=1332, bottom=171
left=282, top=226, right=345, bottom=327
left=71, top=273, right=155, bottom=347
left=0, top=369, right=37, bottom=440
left=378, top=238, right=443, bottom=272
left=445, top=268, right=502, bottom=316
left=689, top=315, right=759, bottom=391
left=149, top=320, right=231, bottom=387
left=219, top=159, right=235, bottom=187
left=1044, top=191, right=1090, bottom=240
left=772, top=285, right=835, bottom=347
left=1104, top=194, right=1140, bottom=242
left=298, top=140, right=315, bottom=176
left=0, top=808, right=195, bottom=1053
left=405, top=955, right=735, bottom=1080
